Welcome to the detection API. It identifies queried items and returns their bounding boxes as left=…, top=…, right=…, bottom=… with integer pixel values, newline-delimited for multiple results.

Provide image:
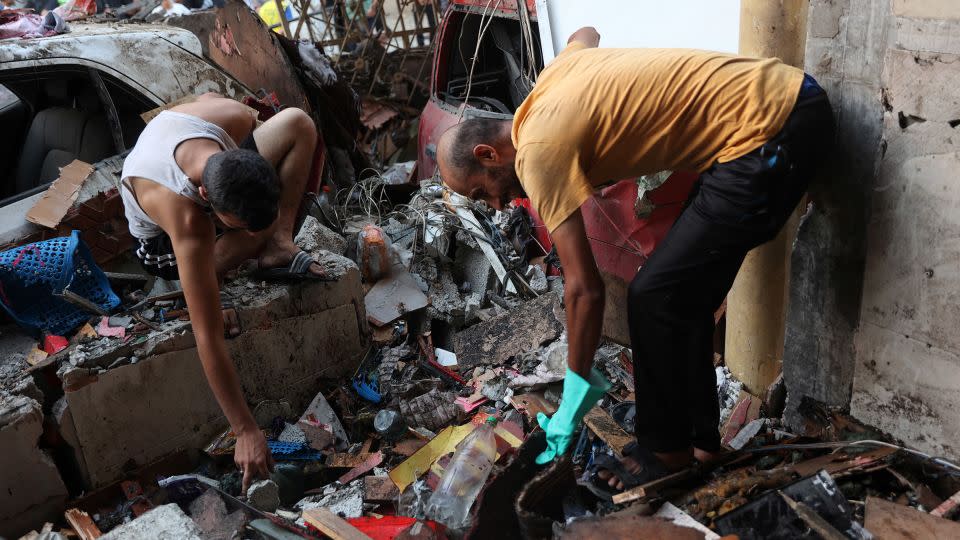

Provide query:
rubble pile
left=5, top=175, right=960, bottom=539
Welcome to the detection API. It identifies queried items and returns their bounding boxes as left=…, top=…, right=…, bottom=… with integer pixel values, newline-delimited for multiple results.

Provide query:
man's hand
left=567, top=26, right=600, bottom=49
left=236, top=426, right=274, bottom=495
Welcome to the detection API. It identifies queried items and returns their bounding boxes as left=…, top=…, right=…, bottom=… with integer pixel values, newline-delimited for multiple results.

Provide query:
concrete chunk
left=100, top=503, right=202, bottom=540
left=0, top=394, right=69, bottom=540
left=454, top=292, right=565, bottom=369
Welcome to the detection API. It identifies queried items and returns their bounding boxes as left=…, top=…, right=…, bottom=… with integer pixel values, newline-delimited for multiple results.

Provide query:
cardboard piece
left=26, top=160, right=94, bottom=229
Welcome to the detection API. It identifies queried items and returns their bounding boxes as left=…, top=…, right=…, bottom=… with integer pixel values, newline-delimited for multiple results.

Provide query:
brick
left=77, top=201, right=106, bottom=221
left=103, top=190, right=122, bottom=217
left=63, top=213, right=98, bottom=231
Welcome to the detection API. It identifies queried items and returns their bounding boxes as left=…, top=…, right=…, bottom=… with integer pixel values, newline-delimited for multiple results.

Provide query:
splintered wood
left=64, top=508, right=102, bottom=539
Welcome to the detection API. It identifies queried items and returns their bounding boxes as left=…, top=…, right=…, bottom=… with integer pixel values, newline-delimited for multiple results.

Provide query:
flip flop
left=579, top=442, right=671, bottom=501
left=250, top=250, right=333, bottom=281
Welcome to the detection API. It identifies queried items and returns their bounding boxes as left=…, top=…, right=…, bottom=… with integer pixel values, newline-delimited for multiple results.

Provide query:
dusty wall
left=786, top=0, right=960, bottom=459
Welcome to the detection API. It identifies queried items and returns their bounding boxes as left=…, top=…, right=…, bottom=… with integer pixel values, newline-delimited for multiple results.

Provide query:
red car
left=416, top=0, right=698, bottom=284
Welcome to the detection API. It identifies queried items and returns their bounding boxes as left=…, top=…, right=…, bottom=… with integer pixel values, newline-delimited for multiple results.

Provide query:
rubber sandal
left=250, top=250, right=333, bottom=281
left=579, top=442, right=671, bottom=501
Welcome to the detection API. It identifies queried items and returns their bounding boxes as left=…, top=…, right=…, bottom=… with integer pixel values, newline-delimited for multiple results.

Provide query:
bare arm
left=146, top=193, right=271, bottom=492
left=567, top=26, right=600, bottom=49
left=551, top=209, right=605, bottom=377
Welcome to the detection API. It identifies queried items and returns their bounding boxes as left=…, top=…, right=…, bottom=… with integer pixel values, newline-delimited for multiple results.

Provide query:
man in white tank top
left=120, top=93, right=323, bottom=495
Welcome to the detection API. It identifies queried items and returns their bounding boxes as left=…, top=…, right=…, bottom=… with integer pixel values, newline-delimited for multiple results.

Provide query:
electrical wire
left=457, top=0, right=503, bottom=121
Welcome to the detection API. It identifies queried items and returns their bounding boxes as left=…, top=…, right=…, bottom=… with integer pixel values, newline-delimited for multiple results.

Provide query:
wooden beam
left=302, top=508, right=372, bottom=540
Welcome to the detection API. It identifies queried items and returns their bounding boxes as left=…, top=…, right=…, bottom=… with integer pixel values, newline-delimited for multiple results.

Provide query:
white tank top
left=121, top=111, right=238, bottom=239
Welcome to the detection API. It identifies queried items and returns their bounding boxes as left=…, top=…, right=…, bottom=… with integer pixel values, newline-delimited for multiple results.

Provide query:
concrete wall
left=61, top=269, right=369, bottom=488
left=787, top=0, right=960, bottom=460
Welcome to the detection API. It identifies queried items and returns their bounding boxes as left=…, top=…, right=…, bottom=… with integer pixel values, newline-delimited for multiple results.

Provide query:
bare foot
left=596, top=448, right=694, bottom=491
left=258, top=241, right=325, bottom=277
left=597, top=455, right=644, bottom=491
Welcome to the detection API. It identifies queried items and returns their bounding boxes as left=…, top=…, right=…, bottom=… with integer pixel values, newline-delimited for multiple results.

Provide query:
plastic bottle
left=425, top=416, right=498, bottom=529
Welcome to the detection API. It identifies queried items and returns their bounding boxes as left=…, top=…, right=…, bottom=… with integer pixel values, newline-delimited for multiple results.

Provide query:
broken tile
left=338, top=451, right=384, bottom=485
left=365, top=269, right=429, bottom=326
left=364, top=475, right=400, bottom=503
left=299, top=391, right=349, bottom=447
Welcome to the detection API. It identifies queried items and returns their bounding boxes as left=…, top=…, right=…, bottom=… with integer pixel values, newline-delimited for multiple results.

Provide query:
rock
left=296, top=216, right=347, bottom=255
left=187, top=488, right=248, bottom=540
left=100, top=504, right=202, bottom=540
left=247, top=479, right=280, bottom=513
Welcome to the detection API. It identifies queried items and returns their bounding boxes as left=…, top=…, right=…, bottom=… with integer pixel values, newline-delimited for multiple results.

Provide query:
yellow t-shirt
left=512, top=43, right=805, bottom=232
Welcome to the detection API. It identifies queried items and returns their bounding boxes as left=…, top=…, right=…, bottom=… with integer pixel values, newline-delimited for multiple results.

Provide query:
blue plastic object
left=0, top=231, right=120, bottom=335
left=267, top=440, right=324, bottom=461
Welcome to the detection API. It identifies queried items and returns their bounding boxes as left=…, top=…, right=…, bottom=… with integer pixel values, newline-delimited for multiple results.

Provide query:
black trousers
left=628, top=91, right=834, bottom=453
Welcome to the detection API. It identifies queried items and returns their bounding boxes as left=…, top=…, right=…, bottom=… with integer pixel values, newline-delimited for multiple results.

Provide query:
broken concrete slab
left=0, top=394, right=69, bottom=540
left=454, top=292, right=565, bottom=369
left=100, top=503, right=202, bottom=540
left=63, top=276, right=368, bottom=489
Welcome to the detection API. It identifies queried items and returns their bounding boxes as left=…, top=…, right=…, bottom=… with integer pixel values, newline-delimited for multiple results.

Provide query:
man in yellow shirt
left=438, top=27, right=833, bottom=492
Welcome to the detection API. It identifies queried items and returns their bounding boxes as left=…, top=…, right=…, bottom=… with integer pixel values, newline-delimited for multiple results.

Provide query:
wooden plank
left=302, top=508, right=373, bottom=540
left=611, top=468, right=699, bottom=505
left=583, top=406, right=633, bottom=457
left=865, top=496, right=960, bottom=540
left=64, top=508, right=102, bottom=540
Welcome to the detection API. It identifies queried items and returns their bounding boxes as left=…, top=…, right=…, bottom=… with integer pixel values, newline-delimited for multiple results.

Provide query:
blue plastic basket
left=0, top=231, right=120, bottom=336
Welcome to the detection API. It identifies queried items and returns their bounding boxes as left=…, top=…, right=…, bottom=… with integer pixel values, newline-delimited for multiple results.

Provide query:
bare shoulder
left=172, top=96, right=257, bottom=143
left=130, top=177, right=212, bottom=238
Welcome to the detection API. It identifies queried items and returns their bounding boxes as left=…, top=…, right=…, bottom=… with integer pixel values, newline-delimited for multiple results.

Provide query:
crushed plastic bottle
left=425, top=416, right=498, bottom=529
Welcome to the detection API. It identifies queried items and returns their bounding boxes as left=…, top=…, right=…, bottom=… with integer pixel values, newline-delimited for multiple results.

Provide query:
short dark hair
left=446, top=118, right=507, bottom=177
left=202, top=149, right=280, bottom=232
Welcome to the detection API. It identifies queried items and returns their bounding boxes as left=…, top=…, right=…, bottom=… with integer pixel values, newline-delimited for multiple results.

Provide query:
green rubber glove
left=535, top=367, right=611, bottom=465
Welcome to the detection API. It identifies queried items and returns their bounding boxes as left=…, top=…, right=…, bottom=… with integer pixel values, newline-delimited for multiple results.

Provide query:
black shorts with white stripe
left=134, top=233, right=180, bottom=281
